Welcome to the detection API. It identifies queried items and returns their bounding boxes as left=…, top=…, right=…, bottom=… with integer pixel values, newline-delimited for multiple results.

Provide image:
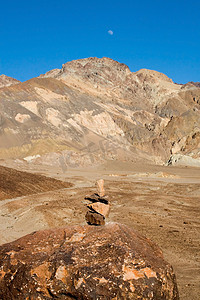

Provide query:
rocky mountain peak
left=40, top=57, right=132, bottom=93
left=182, top=81, right=200, bottom=89
left=135, top=68, right=174, bottom=84
left=39, top=57, right=182, bottom=109
left=0, top=74, right=20, bottom=88
left=0, top=57, right=199, bottom=168
left=61, top=56, right=131, bottom=74
left=40, top=57, right=131, bottom=79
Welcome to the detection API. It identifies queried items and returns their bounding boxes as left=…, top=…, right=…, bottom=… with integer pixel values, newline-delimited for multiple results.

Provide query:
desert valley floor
left=0, top=160, right=199, bottom=300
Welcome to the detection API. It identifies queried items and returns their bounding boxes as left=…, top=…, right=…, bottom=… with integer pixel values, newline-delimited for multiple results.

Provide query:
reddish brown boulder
left=0, top=223, right=179, bottom=299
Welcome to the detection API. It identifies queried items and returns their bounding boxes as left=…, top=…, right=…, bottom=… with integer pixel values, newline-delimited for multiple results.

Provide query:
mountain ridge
left=0, top=57, right=199, bottom=168
left=0, top=74, right=20, bottom=89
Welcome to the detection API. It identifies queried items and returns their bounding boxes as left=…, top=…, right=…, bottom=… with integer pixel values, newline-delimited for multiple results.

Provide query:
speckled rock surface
left=0, top=223, right=179, bottom=299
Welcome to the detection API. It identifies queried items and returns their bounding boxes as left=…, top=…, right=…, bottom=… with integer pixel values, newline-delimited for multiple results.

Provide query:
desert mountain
left=183, top=81, right=200, bottom=88
left=0, top=57, right=199, bottom=167
left=0, top=75, right=20, bottom=88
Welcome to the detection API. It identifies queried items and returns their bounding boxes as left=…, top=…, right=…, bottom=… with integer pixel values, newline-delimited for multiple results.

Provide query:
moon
left=108, top=30, right=113, bottom=35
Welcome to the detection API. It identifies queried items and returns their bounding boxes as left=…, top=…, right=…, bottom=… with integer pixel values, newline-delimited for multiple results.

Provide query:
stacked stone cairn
left=85, top=179, right=110, bottom=225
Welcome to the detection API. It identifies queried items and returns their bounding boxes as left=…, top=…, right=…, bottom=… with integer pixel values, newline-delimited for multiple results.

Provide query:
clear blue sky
left=0, top=0, right=199, bottom=83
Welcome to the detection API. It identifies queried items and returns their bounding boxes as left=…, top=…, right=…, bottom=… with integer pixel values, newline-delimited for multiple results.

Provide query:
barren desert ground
left=0, top=161, right=199, bottom=300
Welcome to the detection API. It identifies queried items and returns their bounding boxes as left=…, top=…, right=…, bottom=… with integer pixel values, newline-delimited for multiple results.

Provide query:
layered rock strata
left=0, top=57, right=200, bottom=166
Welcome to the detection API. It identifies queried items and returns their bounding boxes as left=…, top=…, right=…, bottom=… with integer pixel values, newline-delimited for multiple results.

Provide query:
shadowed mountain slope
left=0, top=165, right=72, bottom=201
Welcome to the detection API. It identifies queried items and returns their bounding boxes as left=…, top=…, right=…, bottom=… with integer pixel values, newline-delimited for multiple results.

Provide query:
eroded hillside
left=0, top=57, right=200, bottom=167
left=0, top=165, right=72, bottom=200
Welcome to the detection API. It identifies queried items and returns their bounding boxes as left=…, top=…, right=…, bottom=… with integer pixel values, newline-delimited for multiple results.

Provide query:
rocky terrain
left=0, top=57, right=199, bottom=167
left=0, top=161, right=199, bottom=299
left=0, top=58, right=199, bottom=299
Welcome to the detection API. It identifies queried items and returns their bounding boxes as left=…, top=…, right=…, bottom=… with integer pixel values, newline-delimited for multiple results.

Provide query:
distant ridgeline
left=0, top=57, right=200, bottom=167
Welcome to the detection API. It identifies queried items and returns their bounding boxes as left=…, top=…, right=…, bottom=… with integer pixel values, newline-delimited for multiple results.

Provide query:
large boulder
left=0, top=223, right=179, bottom=299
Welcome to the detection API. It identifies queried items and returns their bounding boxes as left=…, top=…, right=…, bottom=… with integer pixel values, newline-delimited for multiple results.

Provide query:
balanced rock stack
left=85, top=179, right=110, bottom=226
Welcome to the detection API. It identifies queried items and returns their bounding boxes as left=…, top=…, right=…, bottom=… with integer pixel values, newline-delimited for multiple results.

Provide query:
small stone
left=85, top=211, right=105, bottom=226
left=85, top=193, right=109, bottom=204
left=96, top=179, right=105, bottom=197
left=87, top=202, right=110, bottom=217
